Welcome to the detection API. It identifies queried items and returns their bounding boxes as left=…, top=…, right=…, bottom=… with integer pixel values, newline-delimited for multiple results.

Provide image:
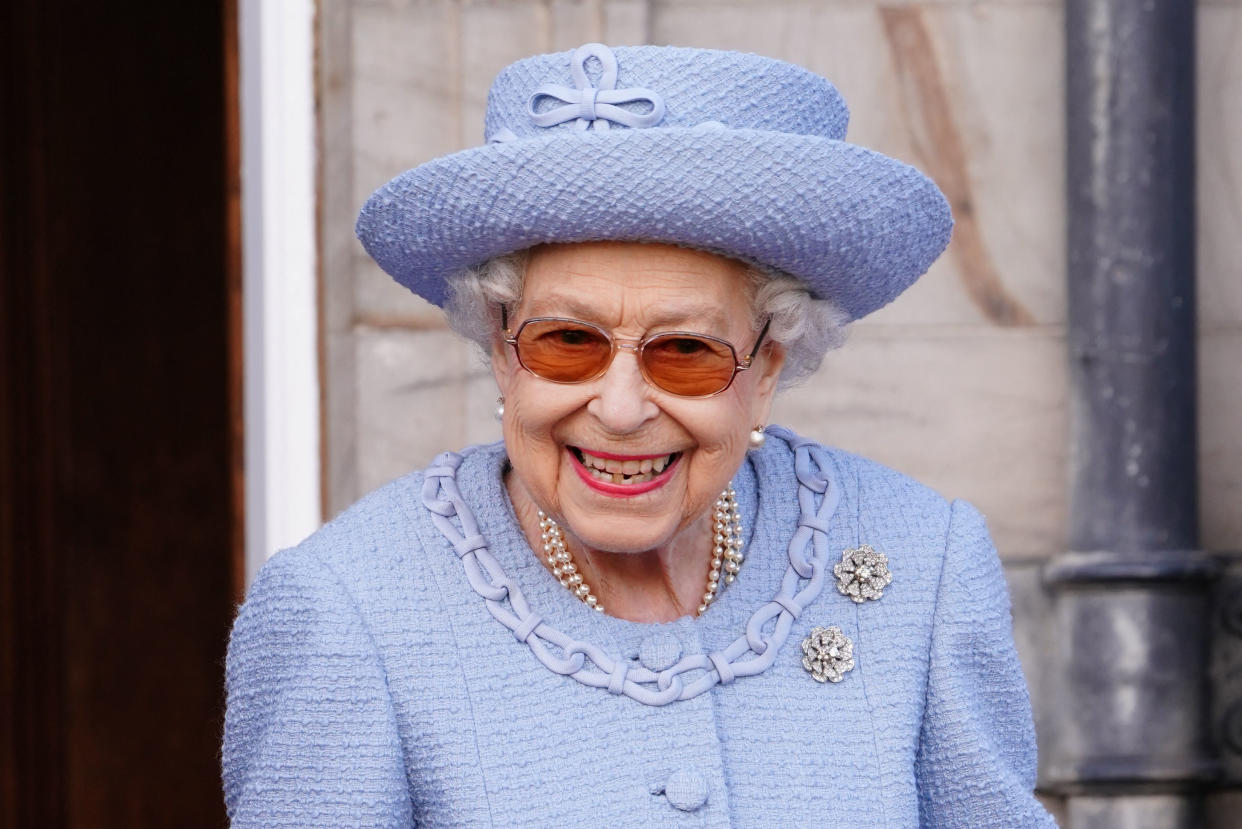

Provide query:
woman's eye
left=557, top=329, right=593, bottom=346
left=665, top=337, right=707, bottom=355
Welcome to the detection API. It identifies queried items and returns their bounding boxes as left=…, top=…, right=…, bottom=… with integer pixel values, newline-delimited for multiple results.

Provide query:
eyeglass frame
left=500, top=306, right=772, bottom=398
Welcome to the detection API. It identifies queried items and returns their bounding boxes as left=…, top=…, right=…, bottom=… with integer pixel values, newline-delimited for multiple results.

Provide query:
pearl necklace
left=537, top=486, right=744, bottom=616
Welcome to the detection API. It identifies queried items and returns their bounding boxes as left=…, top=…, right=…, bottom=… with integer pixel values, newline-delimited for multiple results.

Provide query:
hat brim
left=355, top=127, right=952, bottom=321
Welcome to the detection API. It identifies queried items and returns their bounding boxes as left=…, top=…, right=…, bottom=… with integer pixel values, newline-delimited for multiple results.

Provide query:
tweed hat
left=356, top=43, right=952, bottom=321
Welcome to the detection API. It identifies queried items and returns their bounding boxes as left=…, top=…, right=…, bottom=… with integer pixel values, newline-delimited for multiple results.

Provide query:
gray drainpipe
left=1045, top=1, right=1221, bottom=827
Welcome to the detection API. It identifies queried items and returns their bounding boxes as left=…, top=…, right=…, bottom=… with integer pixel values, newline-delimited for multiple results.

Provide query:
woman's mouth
left=568, top=447, right=682, bottom=494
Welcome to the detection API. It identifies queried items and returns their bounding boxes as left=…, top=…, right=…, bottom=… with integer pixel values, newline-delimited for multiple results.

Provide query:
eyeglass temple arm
left=740, top=319, right=772, bottom=368
left=500, top=305, right=515, bottom=342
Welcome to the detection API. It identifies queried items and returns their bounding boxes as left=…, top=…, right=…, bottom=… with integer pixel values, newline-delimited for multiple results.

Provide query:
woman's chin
left=560, top=518, right=674, bottom=556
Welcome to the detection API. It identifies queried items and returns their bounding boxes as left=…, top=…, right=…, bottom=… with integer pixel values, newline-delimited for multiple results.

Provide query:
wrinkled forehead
left=516, top=242, right=757, bottom=332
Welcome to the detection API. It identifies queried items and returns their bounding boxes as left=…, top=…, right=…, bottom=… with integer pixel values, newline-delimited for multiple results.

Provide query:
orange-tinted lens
left=640, top=333, right=738, bottom=396
left=514, top=319, right=614, bottom=382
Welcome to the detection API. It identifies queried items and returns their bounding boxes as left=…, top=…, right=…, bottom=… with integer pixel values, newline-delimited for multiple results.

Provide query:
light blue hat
left=356, top=43, right=952, bottom=321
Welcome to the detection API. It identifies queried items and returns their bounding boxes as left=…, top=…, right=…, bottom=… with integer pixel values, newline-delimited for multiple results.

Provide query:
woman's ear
left=490, top=303, right=516, bottom=389
left=491, top=335, right=512, bottom=390
left=750, top=341, right=785, bottom=425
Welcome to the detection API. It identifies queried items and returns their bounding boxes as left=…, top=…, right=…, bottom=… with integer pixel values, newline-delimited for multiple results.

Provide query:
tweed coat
left=222, top=427, right=1056, bottom=827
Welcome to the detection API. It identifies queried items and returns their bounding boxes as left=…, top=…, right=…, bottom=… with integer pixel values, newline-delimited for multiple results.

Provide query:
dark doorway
left=2, top=2, right=242, bottom=827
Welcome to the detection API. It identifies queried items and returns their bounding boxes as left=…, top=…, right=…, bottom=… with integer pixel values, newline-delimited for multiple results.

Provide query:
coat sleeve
left=222, top=546, right=413, bottom=828
left=914, top=499, right=1057, bottom=828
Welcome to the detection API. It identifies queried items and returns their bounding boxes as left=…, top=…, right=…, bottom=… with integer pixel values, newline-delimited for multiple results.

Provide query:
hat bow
left=526, top=43, right=666, bottom=132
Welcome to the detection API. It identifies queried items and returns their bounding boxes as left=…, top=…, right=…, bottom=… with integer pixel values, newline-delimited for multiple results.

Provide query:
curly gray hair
left=443, top=249, right=849, bottom=387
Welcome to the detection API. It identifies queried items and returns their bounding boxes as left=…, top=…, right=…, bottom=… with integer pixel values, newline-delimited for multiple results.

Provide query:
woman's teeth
left=575, top=449, right=675, bottom=484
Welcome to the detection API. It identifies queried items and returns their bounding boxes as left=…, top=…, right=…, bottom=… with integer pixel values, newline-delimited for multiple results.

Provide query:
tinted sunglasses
left=501, top=307, right=771, bottom=398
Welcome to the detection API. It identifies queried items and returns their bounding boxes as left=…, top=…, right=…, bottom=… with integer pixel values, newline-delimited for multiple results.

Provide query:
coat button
left=638, top=631, right=682, bottom=671
left=662, top=769, right=709, bottom=811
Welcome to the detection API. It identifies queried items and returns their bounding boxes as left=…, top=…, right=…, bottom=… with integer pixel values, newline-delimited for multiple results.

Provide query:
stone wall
left=318, top=0, right=1242, bottom=817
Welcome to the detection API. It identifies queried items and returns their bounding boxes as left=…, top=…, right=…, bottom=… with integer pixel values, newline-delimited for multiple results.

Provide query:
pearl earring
left=495, top=396, right=505, bottom=421
left=748, top=425, right=766, bottom=449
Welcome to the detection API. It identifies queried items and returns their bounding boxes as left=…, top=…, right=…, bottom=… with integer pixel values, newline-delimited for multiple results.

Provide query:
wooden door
left=1, top=2, right=242, bottom=826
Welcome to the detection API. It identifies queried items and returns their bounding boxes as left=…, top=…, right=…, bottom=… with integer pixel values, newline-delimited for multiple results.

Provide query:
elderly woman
left=223, top=44, right=1056, bottom=827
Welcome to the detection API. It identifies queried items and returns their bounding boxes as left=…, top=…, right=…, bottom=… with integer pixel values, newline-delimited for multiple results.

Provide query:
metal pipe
left=1066, top=0, right=1197, bottom=554
left=1050, top=0, right=1213, bottom=825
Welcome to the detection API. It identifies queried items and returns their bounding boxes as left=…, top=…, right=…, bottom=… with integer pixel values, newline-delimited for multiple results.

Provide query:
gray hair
left=443, top=250, right=849, bottom=387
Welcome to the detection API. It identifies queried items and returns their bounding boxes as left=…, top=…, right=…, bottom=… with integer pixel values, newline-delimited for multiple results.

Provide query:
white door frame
left=239, top=0, right=321, bottom=587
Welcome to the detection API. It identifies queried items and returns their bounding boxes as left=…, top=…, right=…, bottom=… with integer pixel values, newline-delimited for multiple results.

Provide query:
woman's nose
left=585, top=348, right=660, bottom=433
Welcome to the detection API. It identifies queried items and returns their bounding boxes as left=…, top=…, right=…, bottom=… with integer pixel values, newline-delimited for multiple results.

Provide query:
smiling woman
left=222, top=43, right=1058, bottom=828
left=492, top=243, right=783, bottom=618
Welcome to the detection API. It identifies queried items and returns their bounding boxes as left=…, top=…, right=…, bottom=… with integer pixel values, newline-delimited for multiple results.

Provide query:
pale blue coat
left=222, top=427, right=1056, bottom=827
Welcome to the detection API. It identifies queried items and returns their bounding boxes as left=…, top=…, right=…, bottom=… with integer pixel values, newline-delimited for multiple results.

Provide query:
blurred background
left=2, top=0, right=1239, bottom=826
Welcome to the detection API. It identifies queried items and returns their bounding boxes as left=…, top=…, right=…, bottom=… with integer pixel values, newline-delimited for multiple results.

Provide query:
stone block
left=353, top=253, right=442, bottom=326
left=324, top=329, right=360, bottom=517
left=460, top=2, right=548, bottom=140
left=547, top=0, right=606, bottom=48
left=771, top=326, right=1068, bottom=558
left=650, top=1, right=808, bottom=58
left=350, top=1, right=463, bottom=190
left=464, top=353, right=505, bottom=448
left=350, top=140, right=414, bottom=220
left=602, top=0, right=651, bottom=44
left=1199, top=4, right=1242, bottom=327
left=321, top=128, right=358, bottom=334
left=355, top=327, right=499, bottom=498
left=1202, top=329, right=1242, bottom=552
left=350, top=72, right=461, bottom=203
left=351, top=0, right=459, bottom=84
left=914, top=2, right=1065, bottom=326
left=320, top=2, right=358, bottom=336
left=541, top=0, right=652, bottom=49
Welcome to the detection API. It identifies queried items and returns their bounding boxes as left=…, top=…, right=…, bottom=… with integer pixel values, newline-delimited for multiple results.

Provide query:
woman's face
left=493, top=241, right=784, bottom=554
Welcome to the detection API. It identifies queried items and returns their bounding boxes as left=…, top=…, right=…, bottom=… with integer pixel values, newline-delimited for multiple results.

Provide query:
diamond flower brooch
left=801, top=626, right=855, bottom=683
left=834, top=544, right=892, bottom=603
left=801, top=545, right=894, bottom=684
